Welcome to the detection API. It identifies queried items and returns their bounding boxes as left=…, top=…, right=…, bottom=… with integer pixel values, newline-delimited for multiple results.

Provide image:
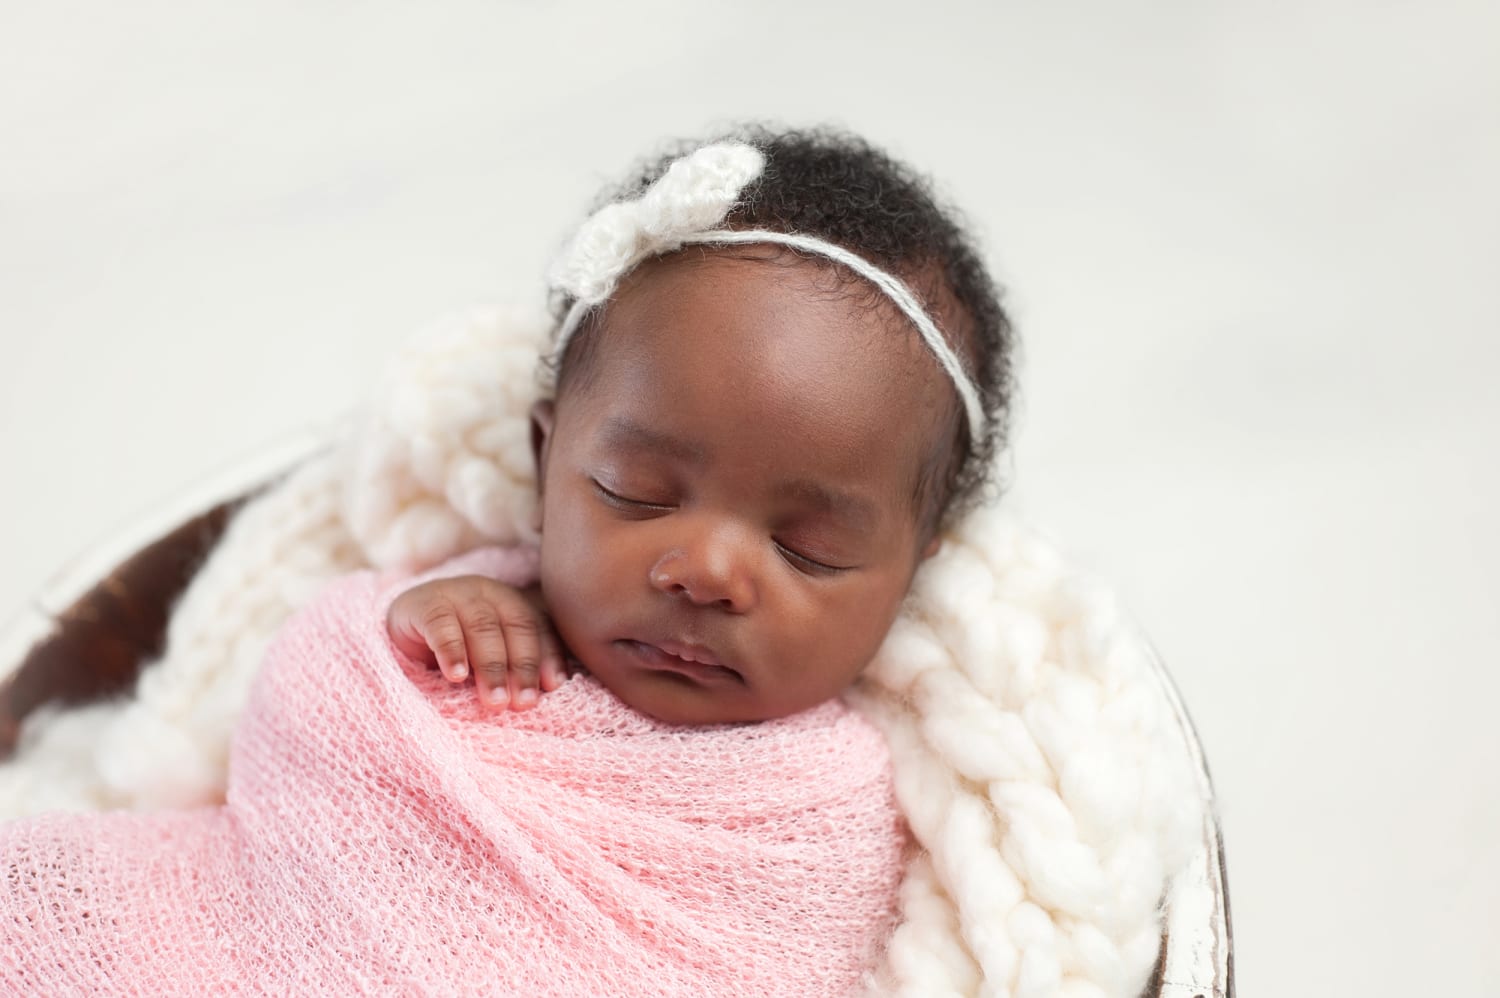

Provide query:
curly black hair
left=550, top=124, right=1016, bottom=530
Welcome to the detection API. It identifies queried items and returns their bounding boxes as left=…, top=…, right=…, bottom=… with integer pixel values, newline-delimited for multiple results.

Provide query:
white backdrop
left=3, top=2, right=1497, bottom=993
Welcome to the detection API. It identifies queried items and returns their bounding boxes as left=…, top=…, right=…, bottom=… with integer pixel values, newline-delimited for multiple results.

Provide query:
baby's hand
left=387, top=576, right=567, bottom=710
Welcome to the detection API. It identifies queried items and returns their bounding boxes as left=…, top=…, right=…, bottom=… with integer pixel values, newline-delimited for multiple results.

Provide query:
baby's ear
left=530, top=400, right=557, bottom=528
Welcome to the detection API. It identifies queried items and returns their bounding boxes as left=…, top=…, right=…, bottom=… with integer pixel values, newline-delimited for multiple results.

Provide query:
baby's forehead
left=549, top=253, right=960, bottom=516
left=561, top=250, right=950, bottom=401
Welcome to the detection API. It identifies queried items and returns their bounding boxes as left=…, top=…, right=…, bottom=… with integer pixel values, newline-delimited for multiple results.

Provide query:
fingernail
left=516, top=689, right=538, bottom=708
left=452, top=662, right=468, bottom=681
left=486, top=687, right=508, bottom=707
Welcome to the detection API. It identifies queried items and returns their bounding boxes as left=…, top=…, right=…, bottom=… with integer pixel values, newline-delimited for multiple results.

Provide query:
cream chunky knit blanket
left=2, top=546, right=907, bottom=994
left=0, top=307, right=1202, bottom=997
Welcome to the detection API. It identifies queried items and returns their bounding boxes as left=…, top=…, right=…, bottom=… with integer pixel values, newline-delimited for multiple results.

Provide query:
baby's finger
left=499, top=610, right=545, bottom=709
left=461, top=608, right=511, bottom=709
left=415, top=606, right=470, bottom=683
left=537, top=624, right=567, bottom=693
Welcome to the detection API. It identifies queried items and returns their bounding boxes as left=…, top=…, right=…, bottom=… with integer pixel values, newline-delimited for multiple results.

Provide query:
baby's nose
left=649, top=532, right=757, bottom=612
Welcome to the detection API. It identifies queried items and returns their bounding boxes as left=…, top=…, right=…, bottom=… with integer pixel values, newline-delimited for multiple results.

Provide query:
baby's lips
left=623, top=637, right=746, bottom=685
left=652, top=639, right=726, bottom=669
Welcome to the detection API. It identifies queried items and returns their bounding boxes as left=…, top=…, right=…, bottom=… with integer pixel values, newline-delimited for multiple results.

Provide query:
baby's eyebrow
left=600, top=417, right=706, bottom=465
left=775, top=479, right=879, bottom=532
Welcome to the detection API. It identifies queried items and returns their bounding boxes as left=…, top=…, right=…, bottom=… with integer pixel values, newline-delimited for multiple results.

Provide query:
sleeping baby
left=2, top=127, right=1015, bottom=995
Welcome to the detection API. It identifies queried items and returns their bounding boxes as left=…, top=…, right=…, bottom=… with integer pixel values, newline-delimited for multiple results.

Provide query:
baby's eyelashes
left=591, top=478, right=675, bottom=514
left=773, top=540, right=852, bottom=576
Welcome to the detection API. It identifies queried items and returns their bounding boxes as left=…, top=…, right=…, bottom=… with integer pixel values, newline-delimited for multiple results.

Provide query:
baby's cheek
left=775, top=589, right=888, bottom=699
left=832, top=581, right=908, bottom=664
left=537, top=555, right=587, bottom=648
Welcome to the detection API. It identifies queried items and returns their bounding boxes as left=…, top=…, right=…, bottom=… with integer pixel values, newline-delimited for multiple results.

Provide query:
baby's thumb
left=386, top=600, right=437, bottom=665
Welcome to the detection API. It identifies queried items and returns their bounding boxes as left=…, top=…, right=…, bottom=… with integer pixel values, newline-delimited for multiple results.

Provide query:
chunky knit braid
left=852, top=511, right=1199, bottom=995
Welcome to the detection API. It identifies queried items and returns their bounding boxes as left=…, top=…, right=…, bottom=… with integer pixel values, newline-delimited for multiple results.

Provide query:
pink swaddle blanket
left=2, top=548, right=907, bottom=995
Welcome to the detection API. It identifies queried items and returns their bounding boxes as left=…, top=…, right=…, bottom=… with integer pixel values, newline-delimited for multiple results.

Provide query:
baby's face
left=533, top=249, right=954, bottom=724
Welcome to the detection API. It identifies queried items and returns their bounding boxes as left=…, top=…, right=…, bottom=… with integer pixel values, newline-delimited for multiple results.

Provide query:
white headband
left=547, top=142, right=985, bottom=442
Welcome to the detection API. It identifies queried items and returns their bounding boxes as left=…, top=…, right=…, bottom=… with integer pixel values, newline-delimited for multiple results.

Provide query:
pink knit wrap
left=2, top=548, right=907, bottom=995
